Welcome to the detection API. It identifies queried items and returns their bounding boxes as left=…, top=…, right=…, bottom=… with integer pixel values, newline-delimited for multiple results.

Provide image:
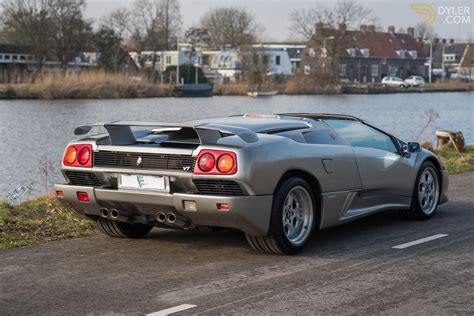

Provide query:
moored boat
left=173, top=83, right=213, bottom=97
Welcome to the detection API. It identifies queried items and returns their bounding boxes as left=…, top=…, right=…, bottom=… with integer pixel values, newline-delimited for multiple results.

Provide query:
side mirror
left=408, top=142, right=421, bottom=153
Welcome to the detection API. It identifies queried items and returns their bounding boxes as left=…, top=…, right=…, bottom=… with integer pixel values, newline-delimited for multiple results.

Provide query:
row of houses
left=1, top=26, right=473, bottom=83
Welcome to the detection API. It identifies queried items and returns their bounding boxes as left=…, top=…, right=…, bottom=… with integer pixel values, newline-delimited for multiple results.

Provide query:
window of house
left=309, top=48, right=315, bottom=57
left=20, top=55, right=26, bottom=60
left=371, top=64, right=379, bottom=76
left=5, top=55, right=11, bottom=60
left=397, top=50, right=405, bottom=59
left=418, top=66, right=425, bottom=75
left=325, top=120, right=398, bottom=154
left=276, top=55, right=281, bottom=66
left=346, top=48, right=356, bottom=57
left=203, top=55, right=209, bottom=65
left=410, top=50, right=417, bottom=59
left=443, top=54, right=455, bottom=62
left=389, top=66, right=398, bottom=76
left=360, top=48, right=370, bottom=58
left=27, top=55, right=33, bottom=60
left=0, top=55, right=3, bottom=60
left=12, top=55, right=18, bottom=60
left=304, top=65, right=311, bottom=75
left=339, top=64, right=347, bottom=76
left=166, top=56, right=171, bottom=64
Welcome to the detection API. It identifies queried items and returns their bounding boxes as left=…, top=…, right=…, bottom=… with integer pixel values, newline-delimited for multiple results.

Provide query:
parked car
left=382, top=76, right=410, bottom=88
left=55, top=114, right=449, bottom=255
left=405, top=76, right=426, bottom=87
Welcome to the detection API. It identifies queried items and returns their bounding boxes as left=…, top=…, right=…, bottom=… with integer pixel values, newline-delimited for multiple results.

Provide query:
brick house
left=301, top=24, right=427, bottom=83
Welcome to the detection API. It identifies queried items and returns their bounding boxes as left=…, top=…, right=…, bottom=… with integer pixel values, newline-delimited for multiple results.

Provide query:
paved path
left=1, top=172, right=473, bottom=315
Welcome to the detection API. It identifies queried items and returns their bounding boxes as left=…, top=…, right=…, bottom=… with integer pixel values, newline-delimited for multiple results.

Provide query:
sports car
left=54, top=113, right=449, bottom=254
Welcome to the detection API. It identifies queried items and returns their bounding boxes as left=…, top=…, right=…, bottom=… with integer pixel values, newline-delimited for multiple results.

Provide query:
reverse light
left=63, top=144, right=93, bottom=168
left=194, top=150, right=237, bottom=175
left=56, top=191, right=64, bottom=198
left=76, top=191, right=90, bottom=202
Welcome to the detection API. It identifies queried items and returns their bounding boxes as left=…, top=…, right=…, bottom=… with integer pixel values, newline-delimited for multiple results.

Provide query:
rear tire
left=245, top=177, right=317, bottom=255
left=400, top=161, right=440, bottom=220
left=96, top=217, right=154, bottom=238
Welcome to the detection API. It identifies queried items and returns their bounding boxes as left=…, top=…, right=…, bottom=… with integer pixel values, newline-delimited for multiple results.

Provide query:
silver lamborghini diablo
left=55, top=113, right=449, bottom=254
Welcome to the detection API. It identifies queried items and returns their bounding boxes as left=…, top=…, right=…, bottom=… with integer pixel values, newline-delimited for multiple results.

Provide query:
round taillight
left=217, top=154, right=235, bottom=173
left=198, top=153, right=215, bottom=172
left=64, top=146, right=77, bottom=165
left=77, top=147, right=91, bottom=165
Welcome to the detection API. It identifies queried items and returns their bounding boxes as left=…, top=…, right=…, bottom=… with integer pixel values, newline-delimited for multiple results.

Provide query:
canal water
left=0, top=92, right=472, bottom=198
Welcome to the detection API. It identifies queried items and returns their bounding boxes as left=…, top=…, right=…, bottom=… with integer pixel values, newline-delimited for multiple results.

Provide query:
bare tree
left=290, top=0, right=377, bottom=40
left=414, top=22, right=437, bottom=40
left=184, top=26, right=210, bottom=82
left=103, top=8, right=131, bottom=43
left=199, top=7, right=263, bottom=49
left=158, top=0, right=181, bottom=50
left=0, top=0, right=53, bottom=73
left=49, top=0, right=92, bottom=69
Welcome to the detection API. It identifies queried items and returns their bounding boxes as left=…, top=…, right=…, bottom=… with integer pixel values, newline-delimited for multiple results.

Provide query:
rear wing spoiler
left=74, top=121, right=259, bottom=145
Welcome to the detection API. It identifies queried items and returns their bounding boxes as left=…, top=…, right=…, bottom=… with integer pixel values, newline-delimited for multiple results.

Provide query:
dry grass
left=0, top=72, right=173, bottom=99
left=282, top=76, right=342, bottom=95
left=0, top=195, right=96, bottom=250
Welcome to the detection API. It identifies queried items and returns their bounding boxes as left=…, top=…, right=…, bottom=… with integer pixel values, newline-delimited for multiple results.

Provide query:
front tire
left=401, top=162, right=440, bottom=220
left=96, top=217, right=154, bottom=238
left=245, top=177, right=317, bottom=255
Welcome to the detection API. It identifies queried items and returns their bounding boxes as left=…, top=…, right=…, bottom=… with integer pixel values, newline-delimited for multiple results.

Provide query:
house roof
left=432, top=43, right=470, bottom=68
left=460, top=44, right=473, bottom=68
left=0, top=44, right=32, bottom=54
left=339, top=30, right=426, bottom=59
left=310, top=29, right=426, bottom=59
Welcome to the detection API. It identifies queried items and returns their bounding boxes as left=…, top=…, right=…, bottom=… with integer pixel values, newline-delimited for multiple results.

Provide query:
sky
left=52, top=0, right=474, bottom=42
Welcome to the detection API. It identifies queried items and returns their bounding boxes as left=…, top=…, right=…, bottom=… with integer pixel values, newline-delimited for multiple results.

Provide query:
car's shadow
left=138, top=202, right=461, bottom=258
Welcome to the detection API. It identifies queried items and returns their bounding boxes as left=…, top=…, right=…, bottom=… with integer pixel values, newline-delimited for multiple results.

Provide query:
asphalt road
left=1, top=172, right=473, bottom=315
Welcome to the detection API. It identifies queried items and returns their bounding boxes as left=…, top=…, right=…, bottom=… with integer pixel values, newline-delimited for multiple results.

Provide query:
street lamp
left=423, top=38, right=433, bottom=85
left=321, top=36, right=335, bottom=58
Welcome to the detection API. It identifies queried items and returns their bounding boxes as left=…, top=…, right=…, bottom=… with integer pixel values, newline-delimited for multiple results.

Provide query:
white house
left=208, top=48, right=293, bottom=83
left=130, top=50, right=189, bottom=72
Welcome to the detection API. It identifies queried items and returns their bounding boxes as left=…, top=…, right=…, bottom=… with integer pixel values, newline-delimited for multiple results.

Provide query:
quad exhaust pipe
left=99, top=208, right=128, bottom=222
left=155, top=211, right=190, bottom=228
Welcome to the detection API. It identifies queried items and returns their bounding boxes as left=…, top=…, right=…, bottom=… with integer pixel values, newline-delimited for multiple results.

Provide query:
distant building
left=252, top=43, right=306, bottom=74
left=132, top=50, right=189, bottom=72
left=301, top=24, right=427, bottom=83
left=431, top=40, right=473, bottom=80
left=207, top=48, right=293, bottom=84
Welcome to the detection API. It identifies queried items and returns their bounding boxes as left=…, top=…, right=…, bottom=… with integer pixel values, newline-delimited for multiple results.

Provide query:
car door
left=325, top=119, right=416, bottom=197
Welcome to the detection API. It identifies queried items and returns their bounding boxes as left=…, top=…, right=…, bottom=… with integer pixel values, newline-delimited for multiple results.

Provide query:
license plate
left=119, top=174, right=169, bottom=192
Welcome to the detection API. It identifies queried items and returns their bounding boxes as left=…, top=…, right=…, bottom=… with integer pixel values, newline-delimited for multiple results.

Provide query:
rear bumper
left=54, top=184, right=273, bottom=236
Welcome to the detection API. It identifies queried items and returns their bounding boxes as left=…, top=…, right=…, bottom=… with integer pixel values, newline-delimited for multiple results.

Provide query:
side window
left=325, top=119, right=398, bottom=154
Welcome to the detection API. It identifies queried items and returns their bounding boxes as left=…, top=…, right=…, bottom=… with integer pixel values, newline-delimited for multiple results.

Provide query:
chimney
left=449, top=39, right=454, bottom=44
left=442, top=38, right=447, bottom=44
left=388, top=26, right=395, bottom=33
left=368, top=25, right=375, bottom=32
left=339, top=23, right=346, bottom=31
left=360, top=24, right=367, bottom=32
left=434, top=38, right=440, bottom=44
left=315, top=22, right=324, bottom=35
left=407, top=27, right=414, bottom=37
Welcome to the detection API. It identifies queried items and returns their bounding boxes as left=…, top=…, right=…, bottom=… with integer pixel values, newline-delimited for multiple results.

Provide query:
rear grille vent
left=94, top=151, right=196, bottom=172
left=65, top=171, right=102, bottom=187
left=193, top=180, right=244, bottom=196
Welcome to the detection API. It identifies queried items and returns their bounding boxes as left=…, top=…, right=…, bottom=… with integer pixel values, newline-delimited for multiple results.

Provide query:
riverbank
left=0, top=73, right=471, bottom=99
left=1, top=145, right=472, bottom=250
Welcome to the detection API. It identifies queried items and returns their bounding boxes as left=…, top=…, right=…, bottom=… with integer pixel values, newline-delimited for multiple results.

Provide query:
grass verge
left=436, top=145, right=474, bottom=174
left=0, top=196, right=96, bottom=250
